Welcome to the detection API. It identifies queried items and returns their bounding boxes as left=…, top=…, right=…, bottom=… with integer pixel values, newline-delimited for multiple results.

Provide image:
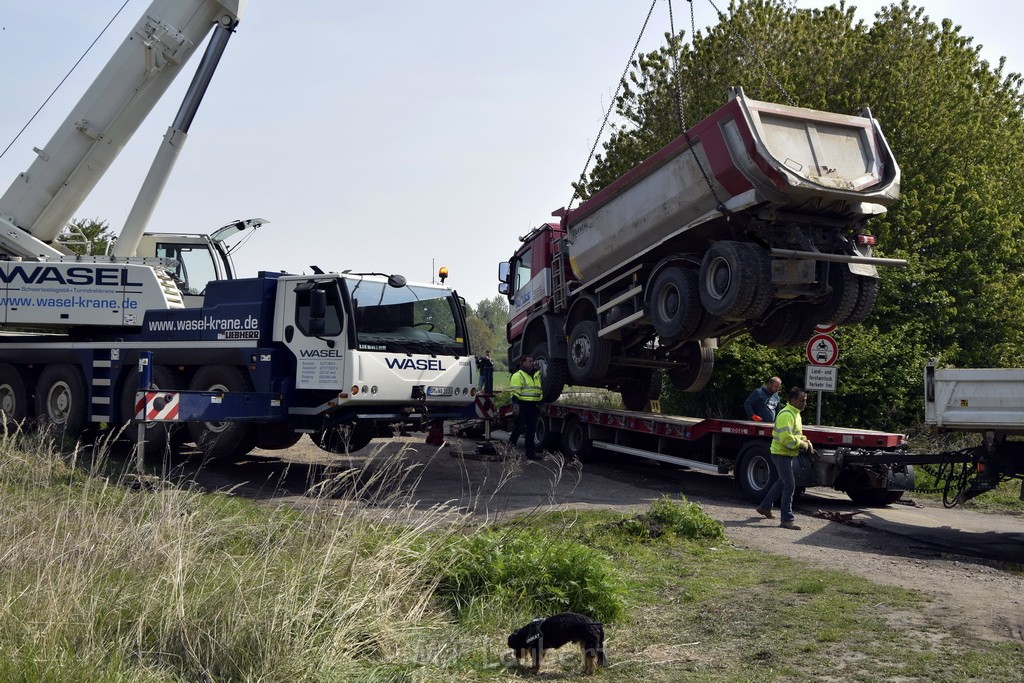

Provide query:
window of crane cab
left=294, top=282, right=344, bottom=337
left=514, top=248, right=533, bottom=293
left=155, top=242, right=217, bottom=295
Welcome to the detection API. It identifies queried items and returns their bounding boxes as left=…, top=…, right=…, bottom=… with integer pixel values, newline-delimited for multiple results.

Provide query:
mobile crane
left=0, top=0, right=476, bottom=458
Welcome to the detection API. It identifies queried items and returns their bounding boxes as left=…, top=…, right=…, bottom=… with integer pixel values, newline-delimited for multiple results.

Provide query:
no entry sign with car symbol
left=806, top=333, right=838, bottom=366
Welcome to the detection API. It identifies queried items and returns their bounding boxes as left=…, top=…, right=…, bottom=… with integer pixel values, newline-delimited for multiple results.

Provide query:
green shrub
left=434, top=527, right=626, bottom=623
left=609, top=495, right=725, bottom=543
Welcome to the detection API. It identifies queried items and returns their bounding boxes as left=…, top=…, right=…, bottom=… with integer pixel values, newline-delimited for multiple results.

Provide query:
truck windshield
left=156, top=242, right=218, bottom=295
left=345, top=277, right=468, bottom=356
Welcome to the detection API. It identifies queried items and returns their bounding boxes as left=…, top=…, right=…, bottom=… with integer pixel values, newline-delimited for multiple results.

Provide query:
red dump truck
left=498, top=87, right=905, bottom=407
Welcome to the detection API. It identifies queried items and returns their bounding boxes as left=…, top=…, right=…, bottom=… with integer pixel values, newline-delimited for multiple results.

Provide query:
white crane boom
left=0, top=0, right=245, bottom=259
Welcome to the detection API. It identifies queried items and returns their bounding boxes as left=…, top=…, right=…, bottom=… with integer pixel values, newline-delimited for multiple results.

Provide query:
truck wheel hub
left=705, top=257, right=732, bottom=301
left=570, top=336, right=592, bottom=365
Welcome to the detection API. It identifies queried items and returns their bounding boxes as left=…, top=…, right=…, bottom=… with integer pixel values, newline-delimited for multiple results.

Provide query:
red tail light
left=856, top=234, right=877, bottom=245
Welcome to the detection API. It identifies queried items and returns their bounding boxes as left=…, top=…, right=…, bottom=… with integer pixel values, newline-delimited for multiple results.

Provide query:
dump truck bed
left=563, top=87, right=900, bottom=282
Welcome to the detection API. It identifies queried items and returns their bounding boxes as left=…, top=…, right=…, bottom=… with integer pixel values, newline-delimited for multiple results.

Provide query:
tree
left=588, top=0, right=1024, bottom=428
left=59, top=218, right=115, bottom=256
left=473, top=296, right=509, bottom=335
left=465, top=296, right=510, bottom=370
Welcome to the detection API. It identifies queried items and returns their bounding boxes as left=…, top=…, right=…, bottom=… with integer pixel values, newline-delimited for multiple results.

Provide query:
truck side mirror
left=498, top=282, right=510, bottom=296
left=309, top=288, right=326, bottom=336
left=498, top=261, right=511, bottom=284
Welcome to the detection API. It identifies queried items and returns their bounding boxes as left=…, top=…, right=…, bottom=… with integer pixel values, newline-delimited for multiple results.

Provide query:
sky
left=1, top=0, right=1023, bottom=308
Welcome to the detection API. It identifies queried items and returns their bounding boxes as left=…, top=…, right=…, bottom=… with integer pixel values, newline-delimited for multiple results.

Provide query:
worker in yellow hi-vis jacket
left=508, top=355, right=544, bottom=460
left=755, top=386, right=814, bottom=530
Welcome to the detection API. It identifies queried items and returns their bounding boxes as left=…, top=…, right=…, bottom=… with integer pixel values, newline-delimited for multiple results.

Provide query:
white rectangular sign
left=805, top=365, right=837, bottom=392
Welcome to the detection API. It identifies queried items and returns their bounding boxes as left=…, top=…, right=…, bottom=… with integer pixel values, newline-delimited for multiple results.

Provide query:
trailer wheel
left=667, top=342, right=714, bottom=392
left=846, top=487, right=905, bottom=506
left=187, top=365, right=258, bottom=460
left=256, top=423, right=304, bottom=450
left=533, top=414, right=557, bottom=451
left=845, top=466, right=910, bottom=506
left=530, top=343, right=567, bottom=403
left=620, top=369, right=662, bottom=411
left=567, top=320, right=611, bottom=384
left=311, top=422, right=374, bottom=453
left=119, top=364, right=179, bottom=455
left=560, top=416, right=593, bottom=462
left=699, top=241, right=758, bottom=320
left=737, top=441, right=777, bottom=501
left=35, top=364, right=88, bottom=438
left=0, top=363, right=31, bottom=430
left=649, top=267, right=704, bottom=342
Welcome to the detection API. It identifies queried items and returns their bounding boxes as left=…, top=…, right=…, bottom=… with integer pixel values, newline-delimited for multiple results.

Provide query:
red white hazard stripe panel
left=475, top=394, right=494, bottom=418
left=134, top=391, right=181, bottom=421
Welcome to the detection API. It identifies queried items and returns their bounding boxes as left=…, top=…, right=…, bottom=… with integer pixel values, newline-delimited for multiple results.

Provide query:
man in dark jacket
left=743, top=376, right=782, bottom=422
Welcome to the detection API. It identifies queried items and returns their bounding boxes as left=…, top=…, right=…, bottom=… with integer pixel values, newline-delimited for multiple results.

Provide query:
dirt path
left=191, top=434, right=1024, bottom=644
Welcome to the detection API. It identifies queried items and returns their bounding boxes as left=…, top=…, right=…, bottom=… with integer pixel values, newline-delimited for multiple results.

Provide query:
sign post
left=806, top=333, right=839, bottom=425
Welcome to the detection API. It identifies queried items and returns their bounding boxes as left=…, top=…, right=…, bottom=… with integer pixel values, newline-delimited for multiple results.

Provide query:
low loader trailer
left=527, top=403, right=914, bottom=505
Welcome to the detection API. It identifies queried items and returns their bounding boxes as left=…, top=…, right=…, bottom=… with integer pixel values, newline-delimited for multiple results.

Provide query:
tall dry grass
left=0, top=427, right=471, bottom=681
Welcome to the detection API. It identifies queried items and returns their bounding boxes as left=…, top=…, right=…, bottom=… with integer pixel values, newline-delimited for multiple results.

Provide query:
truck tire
left=187, top=365, right=258, bottom=460
left=749, top=305, right=816, bottom=347
left=737, top=441, right=777, bottom=502
left=847, top=487, right=905, bottom=506
left=740, top=242, right=773, bottom=320
left=567, top=320, right=611, bottom=384
left=810, top=265, right=859, bottom=325
left=844, top=275, right=879, bottom=325
left=845, top=465, right=911, bottom=506
left=119, top=364, right=178, bottom=455
left=560, top=415, right=593, bottom=461
left=531, top=343, right=567, bottom=404
left=0, top=363, right=31, bottom=430
left=649, top=267, right=704, bottom=341
left=256, top=423, right=304, bottom=450
left=534, top=414, right=557, bottom=451
left=699, top=241, right=758, bottom=320
left=35, top=364, right=88, bottom=438
left=666, top=341, right=714, bottom=392
left=620, top=369, right=661, bottom=411
left=311, top=422, right=374, bottom=453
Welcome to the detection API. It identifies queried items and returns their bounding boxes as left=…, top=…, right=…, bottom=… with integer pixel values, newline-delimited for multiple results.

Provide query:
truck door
left=279, top=279, right=349, bottom=390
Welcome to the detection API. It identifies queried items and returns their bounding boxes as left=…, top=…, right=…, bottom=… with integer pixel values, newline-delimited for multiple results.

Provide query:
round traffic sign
left=806, top=333, right=838, bottom=366
left=814, top=323, right=837, bottom=334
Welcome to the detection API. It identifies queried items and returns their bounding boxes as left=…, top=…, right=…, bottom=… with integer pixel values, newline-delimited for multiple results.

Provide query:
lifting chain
left=666, top=0, right=733, bottom=219
left=704, top=0, right=798, bottom=106
left=565, top=0, right=660, bottom=215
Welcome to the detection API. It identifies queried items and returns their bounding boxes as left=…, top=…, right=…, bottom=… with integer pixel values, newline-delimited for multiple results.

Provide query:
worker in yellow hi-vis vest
left=508, top=355, right=544, bottom=460
left=755, top=386, right=815, bottom=530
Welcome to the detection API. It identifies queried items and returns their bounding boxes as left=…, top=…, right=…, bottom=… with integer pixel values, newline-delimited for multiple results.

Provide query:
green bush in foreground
left=434, top=526, right=626, bottom=624
left=614, top=495, right=726, bottom=543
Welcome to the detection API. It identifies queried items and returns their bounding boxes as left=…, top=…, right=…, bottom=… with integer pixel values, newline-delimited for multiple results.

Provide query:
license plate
left=427, top=385, right=454, bottom=397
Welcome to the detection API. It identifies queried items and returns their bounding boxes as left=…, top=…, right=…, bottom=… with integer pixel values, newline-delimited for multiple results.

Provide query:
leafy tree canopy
left=465, top=295, right=509, bottom=369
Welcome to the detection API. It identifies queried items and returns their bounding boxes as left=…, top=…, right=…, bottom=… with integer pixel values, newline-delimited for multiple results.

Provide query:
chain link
left=704, top=0, right=798, bottom=106
left=566, top=0, right=659, bottom=213
left=666, top=0, right=733, bottom=219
